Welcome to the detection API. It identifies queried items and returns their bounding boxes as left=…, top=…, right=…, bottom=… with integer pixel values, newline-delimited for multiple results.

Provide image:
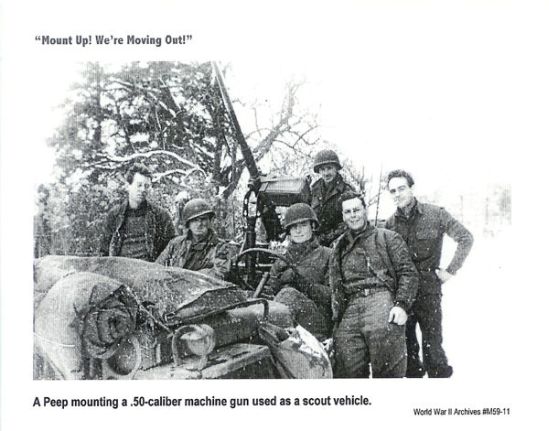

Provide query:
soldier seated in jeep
left=267, top=203, right=333, bottom=339
left=156, top=198, right=235, bottom=280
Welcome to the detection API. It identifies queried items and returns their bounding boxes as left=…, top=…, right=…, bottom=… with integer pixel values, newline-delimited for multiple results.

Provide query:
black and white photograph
left=1, top=0, right=547, bottom=430
left=30, top=59, right=501, bottom=381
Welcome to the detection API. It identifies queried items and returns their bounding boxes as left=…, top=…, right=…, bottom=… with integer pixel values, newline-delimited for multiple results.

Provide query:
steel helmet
left=284, top=203, right=319, bottom=230
left=313, top=149, right=342, bottom=173
left=182, top=198, right=215, bottom=226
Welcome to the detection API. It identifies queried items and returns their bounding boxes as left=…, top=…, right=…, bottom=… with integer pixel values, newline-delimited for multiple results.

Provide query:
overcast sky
left=31, top=47, right=515, bottom=193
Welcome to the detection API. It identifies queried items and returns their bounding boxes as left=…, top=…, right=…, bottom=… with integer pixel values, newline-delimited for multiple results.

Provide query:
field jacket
left=385, top=200, right=473, bottom=289
left=155, top=229, right=233, bottom=280
left=330, top=224, right=418, bottom=322
left=310, top=173, right=355, bottom=246
left=269, top=237, right=332, bottom=302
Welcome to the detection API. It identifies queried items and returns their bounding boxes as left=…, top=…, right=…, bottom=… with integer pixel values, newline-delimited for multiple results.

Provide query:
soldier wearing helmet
left=309, top=149, right=355, bottom=247
left=268, top=203, right=333, bottom=338
left=156, top=198, right=233, bottom=279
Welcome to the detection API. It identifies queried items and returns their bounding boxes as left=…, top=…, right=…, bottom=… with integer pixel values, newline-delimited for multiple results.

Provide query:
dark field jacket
left=385, top=200, right=473, bottom=290
left=330, top=224, right=418, bottom=322
left=155, top=229, right=234, bottom=280
left=310, top=173, right=355, bottom=246
left=269, top=237, right=332, bottom=301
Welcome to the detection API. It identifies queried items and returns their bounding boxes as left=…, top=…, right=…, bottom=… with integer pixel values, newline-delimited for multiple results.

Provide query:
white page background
left=1, top=1, right=548, bottom=430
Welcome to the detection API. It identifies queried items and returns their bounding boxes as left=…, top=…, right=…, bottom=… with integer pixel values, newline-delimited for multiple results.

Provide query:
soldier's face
left=318, top=165, right=338, bottom=183
left=127, top=173, right=151, bottom=208
left=388, top=177, right=414, bottom=209
left=289, top=221, right=313, bottom=244
left=188, top=215, right=212, bottom=240
left=342, top=198, right=367, bottom=231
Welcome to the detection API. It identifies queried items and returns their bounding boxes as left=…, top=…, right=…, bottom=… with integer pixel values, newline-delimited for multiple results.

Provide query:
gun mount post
left=213, top=62, right=266, bottom=285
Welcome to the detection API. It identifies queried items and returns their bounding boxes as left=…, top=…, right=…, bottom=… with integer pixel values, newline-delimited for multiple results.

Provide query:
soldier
left=331, top=191, right=418, bottom=378
left=156, top=198, right=233, bottom=280
left=99, top=163, right=175, bottom=261
left=310, top=149, right=355, bottom=247
left=269, top=203, right=332, bottom=339
left=385, top=170, right=474, bottom=378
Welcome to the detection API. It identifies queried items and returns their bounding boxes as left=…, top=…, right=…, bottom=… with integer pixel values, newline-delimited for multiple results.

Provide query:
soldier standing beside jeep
left=309, top=150, right=355, bottom=247
left=99, top=163, right=175, bottom=262
left=384, top=170, right=474, bottom=378
left=331, top=191, right=418, bottom=378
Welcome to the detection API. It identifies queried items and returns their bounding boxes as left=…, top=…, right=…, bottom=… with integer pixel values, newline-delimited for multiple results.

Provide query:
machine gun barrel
left=212, top=62, right=261, bottom=186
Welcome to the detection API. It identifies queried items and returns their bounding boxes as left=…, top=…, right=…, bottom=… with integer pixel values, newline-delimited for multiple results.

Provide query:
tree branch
left=154, top=168, right=208, bottom=183
left=272, top=139, right=315, bottom=157
left=104, top=150, right=206, bottom=174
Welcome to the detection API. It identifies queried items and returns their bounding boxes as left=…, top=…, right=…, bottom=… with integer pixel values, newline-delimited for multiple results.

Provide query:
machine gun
left=213, top=63, right=311, bottom=286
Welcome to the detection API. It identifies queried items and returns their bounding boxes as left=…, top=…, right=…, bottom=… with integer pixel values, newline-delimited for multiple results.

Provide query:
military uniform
left=99, top=200, right=175, bottom=262
left=155, top=229, right=234, bottom=280
left=310, top=173, right=355, bottom=247
left=385, top=199, right=474, bottom=377
left=269, top=237, right=332, bottom=338
left=331, top=224, right=418, bottom=378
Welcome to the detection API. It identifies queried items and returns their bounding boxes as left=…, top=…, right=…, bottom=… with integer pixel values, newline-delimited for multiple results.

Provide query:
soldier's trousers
left=334, top=291, right=406, bottom=378
left=406, top=289, right=450, bottom=377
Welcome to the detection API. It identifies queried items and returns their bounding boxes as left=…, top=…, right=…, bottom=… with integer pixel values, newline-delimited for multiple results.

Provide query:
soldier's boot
left=427, top=365, right=453, bottom=378
left=406, top=365, right=426, bottom=378
left=406, top=354, right=425, bottom=378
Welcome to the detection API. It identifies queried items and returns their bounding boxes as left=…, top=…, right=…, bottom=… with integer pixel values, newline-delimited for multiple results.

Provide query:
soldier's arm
left=206, top=241, right=238, bottom=280
left=329, top=252, right=346, bottom=324
left=157, top=211, right=176, bottom=254
left=322, top=251, right=331, bottom=287
left=303, top=254, right=333, bottom=313
left=440, top=208, right=474, bottom=275
left=98, top=210, right=116, bottom=256
left=268, top=258, right=291, bottom=295
left=155, top=239, right=174, bottom=266
left=386, top=231, right=418, bottom=312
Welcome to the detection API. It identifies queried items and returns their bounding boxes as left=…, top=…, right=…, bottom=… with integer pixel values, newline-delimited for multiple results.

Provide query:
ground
left=439, top=229, right=515, bottom=380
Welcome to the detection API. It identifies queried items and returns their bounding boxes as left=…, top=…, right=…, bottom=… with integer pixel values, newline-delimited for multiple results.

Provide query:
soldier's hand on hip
left=388, top=306, right=408, bottom=325
left=435, top=268, right=454, bottom=283
left=321, top=338, right=334, bottom=353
